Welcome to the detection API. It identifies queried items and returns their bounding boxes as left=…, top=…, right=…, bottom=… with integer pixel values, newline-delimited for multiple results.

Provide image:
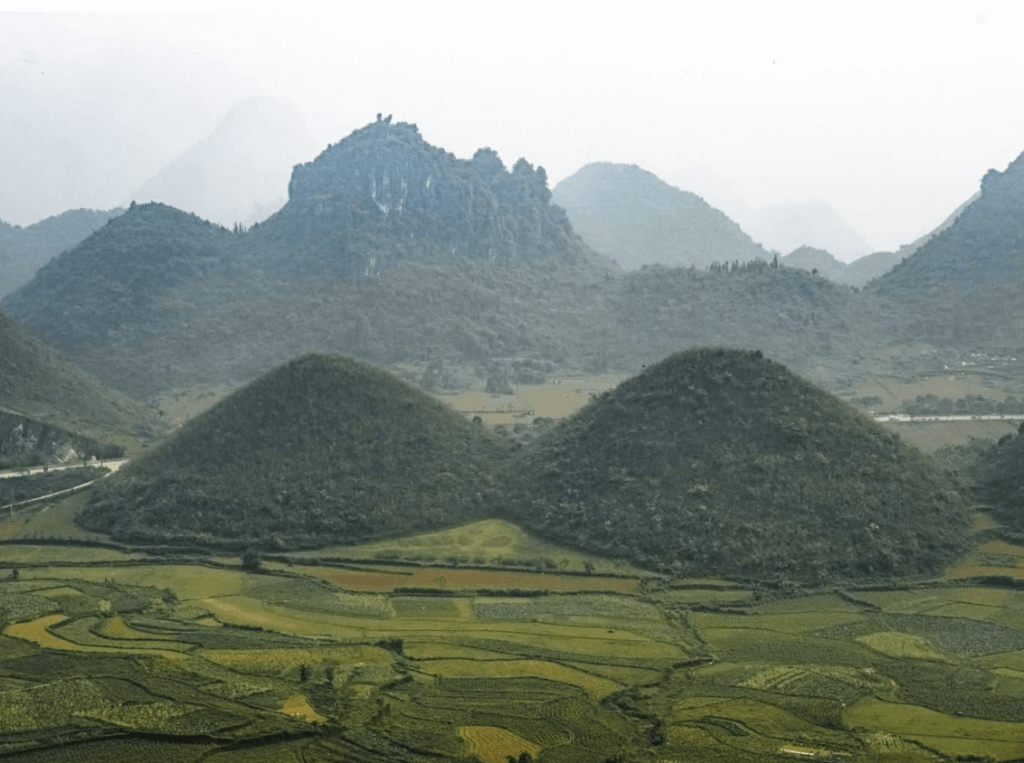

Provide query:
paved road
left=0, top=459, right=128, bottom=480
left=2, top=460, right=128, bottom=516
left=873, top=414, right=1024, bottom=423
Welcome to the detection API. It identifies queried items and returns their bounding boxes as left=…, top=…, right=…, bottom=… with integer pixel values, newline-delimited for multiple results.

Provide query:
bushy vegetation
left=0, top=208, right=121, bottom=298
left=980, top=422, right=1024, bottom=535
left=78, top=354, right=510, bottom=548
left=0, top=309, right=163, bottom=448
left=502, top=348, right=971, bottom=582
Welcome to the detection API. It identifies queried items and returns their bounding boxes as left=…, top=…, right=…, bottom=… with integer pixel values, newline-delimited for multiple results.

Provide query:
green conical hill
left=504, top=348, right=970, bottom=582
left=78, top=354, right=509, bottom=547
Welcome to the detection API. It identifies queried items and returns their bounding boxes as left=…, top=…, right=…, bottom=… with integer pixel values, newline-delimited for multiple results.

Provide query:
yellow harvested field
left=280, top=694, right=327, bottom=723
left=459, top=725, right=543, bottom=763
left=855, top=632, right=950, bottom=662
left=4, top=614, right=186, bottom=659
left=844, top=697, right=1024, bottom=759
left=417, top=658, right=621, bottom=698
left=14, top=564, right=249, bottom=599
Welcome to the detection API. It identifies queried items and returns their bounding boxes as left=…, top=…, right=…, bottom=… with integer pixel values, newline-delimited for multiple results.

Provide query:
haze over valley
left=3, top=8, right=1024, bottom=763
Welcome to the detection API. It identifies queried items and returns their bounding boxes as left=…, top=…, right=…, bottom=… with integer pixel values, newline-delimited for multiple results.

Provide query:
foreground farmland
left=2, top=518, right=1024, bottom=762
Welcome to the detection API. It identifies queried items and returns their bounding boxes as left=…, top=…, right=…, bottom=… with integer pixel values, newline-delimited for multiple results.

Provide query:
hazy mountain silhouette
left=504, top=348, right=969, bottom=581
left=126, top=97, right=318, bottom=227
left=738, top=199, right=872, bottom=262
left=552, top=162, right=768, bottom=270
left=0, top=208, right=123, bottom=298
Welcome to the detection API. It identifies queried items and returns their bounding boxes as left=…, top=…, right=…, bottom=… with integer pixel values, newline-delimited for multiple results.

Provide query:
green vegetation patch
left=79, top=354, right=510, bottom=549
left=504, top=348, right=971, bottom=582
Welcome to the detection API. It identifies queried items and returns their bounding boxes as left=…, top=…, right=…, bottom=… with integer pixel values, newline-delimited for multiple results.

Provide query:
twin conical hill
left=503, top=348, right=970, bottom=581
left=78, top=354, right=510, bottom=547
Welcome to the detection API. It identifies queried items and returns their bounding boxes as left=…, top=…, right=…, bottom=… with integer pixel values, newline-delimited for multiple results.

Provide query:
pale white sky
left=2, top=3, right=1023, bottom=255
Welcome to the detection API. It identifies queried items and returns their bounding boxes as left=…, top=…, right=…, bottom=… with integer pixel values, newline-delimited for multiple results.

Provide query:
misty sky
left=2, top=3, right=1023, bottom=258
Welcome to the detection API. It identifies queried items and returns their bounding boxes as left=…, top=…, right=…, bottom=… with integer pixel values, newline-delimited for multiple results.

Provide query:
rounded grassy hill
left=503, top=348, right=970, bottom=582
left=78, top=354, right=509, bottom=548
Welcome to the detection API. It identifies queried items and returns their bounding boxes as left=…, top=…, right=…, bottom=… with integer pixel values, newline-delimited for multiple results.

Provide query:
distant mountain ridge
left=0, top=208, right=123, bottom=298
left=552, top=162, right=768, bottom=270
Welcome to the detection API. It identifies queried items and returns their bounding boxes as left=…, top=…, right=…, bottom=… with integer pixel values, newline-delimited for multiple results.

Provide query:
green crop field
left=3, top=524, right=1024, bottom=761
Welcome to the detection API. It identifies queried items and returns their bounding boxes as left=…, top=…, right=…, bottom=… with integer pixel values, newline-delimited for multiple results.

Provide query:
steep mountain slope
left=126, top=97, right=318, bottom=227
left=0, top=208, right=122, bottom=298
left=0, top=309, right=164, bottom=452
left=503, top=348, right=969, bottom=581
left=78, top=354, right=509, bottom=547
left=552, top=162, right=768, bottom=270
left=869, top=151, right=1024, bottom=345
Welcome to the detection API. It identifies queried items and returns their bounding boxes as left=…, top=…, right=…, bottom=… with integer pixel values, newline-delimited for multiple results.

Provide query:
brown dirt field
left=458, top=725, right=543, bottom=763
left=302, top=565, right=637, bottom=593
left=437, top=374, right=628, bottom=427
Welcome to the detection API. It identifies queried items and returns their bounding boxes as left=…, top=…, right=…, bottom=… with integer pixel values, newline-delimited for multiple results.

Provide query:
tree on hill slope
left=503, top=348, right=970, bottom=582
left=77, top=354, right=510, bottom=548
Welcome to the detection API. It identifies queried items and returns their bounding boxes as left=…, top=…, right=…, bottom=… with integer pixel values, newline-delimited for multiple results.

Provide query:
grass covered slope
left=504, top=348, right=970, bottom=582
left=78, top=354, right=510, bottom=548
left=0, top=309, right=163, bottom=450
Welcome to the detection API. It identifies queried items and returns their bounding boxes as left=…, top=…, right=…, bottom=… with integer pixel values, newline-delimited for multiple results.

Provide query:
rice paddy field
left=3, top=523, right=1024, bottom=761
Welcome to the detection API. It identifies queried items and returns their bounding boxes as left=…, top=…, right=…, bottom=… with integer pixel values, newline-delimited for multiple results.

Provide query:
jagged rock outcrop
left=262, top=117, right=584, bottom=276
left=552, top=162, right=768, bottom=270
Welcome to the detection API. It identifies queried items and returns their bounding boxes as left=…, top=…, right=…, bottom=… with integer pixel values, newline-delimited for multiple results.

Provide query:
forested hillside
left=0, top=207, right=122, bottom=297
left=78, top=354, right=510, bottom=547
left=504, top=348, right=970, bottom=582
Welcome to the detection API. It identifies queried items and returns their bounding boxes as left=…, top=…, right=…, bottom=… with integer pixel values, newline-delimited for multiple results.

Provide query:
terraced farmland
left=2, top=525, right=1024, bottom=760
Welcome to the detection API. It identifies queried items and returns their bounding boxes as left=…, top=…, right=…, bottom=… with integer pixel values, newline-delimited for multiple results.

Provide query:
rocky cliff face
left=263, top=117, right=581, bottom=275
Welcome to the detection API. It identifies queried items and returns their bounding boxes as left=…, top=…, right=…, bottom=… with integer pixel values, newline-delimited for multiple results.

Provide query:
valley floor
left=2, top=515, right=1024, bottom=762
